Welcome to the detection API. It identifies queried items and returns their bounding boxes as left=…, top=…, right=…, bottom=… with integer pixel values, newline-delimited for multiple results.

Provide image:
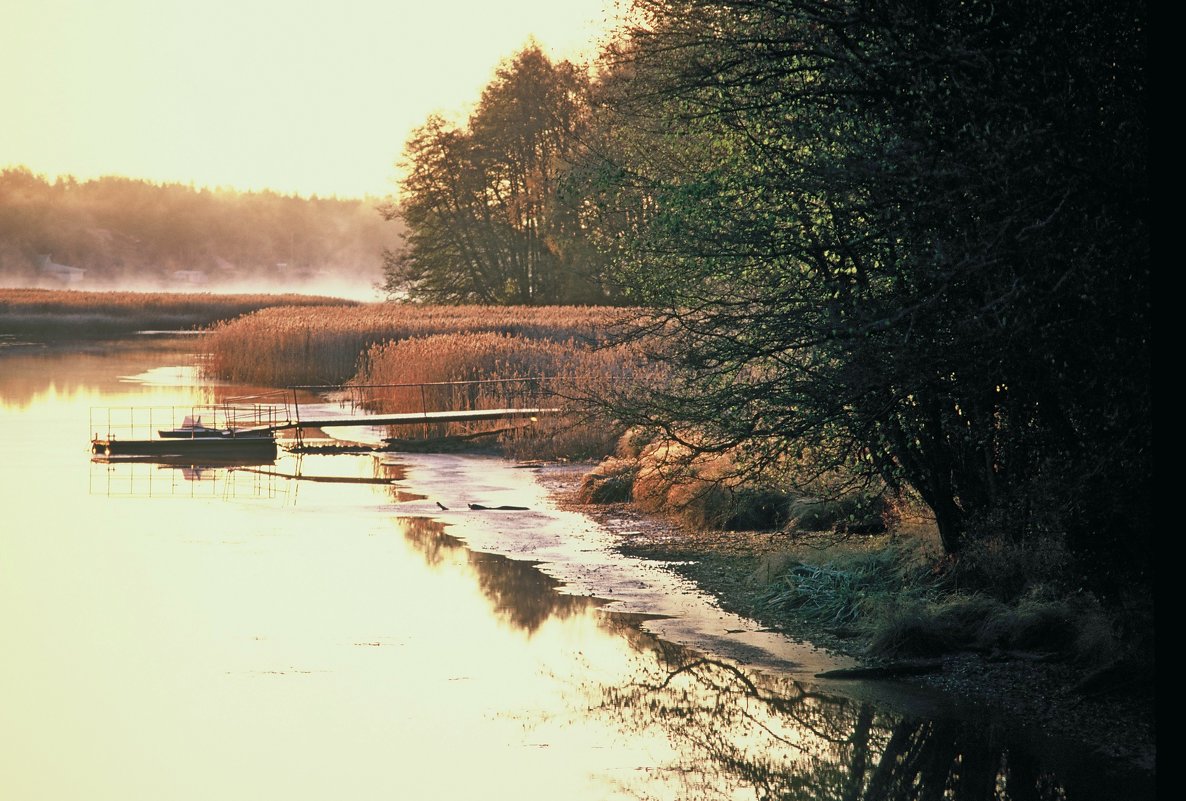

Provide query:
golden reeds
left=198, top=302, right=660, bottom=458
left=355, top=330, right=655, bottom=459
left=201, top=303, right=632, bottom=385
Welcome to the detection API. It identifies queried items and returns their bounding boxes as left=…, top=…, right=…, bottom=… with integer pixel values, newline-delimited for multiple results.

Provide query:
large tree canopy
left=383, top=46, right=616, bottom=304
left=588, top=0, right=1148, bottom=579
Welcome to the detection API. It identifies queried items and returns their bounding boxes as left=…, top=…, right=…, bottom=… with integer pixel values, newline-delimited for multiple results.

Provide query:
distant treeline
left=0, top=168, right=399, bottom=291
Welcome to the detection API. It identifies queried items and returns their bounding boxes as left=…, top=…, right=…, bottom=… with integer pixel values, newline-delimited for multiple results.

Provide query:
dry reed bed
left=354, top=331, right=658, bottom=458
left=0, top=288, right=351, bottom=338
left=202, top=304, right=632, bottom=386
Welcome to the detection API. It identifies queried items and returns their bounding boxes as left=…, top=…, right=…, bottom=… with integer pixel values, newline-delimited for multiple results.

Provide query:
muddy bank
left=383, top=453, right=858, bottom=679
left=535, top=462, right=1156, bottom=776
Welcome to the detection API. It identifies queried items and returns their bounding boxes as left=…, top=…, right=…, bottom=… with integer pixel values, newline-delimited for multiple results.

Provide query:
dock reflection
left=89, top=456, right=281, bottom=500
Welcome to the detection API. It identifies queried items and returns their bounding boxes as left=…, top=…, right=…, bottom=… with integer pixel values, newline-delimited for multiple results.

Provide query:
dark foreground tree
left=592, top=1, right=1148, bottom=581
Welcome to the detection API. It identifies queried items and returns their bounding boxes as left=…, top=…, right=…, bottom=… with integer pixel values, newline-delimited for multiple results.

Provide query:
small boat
left=158, top=415, right=271, bottom=440
left=158, top=416, right=225, bottom=439
left=92, top=432, right=277, bottom=458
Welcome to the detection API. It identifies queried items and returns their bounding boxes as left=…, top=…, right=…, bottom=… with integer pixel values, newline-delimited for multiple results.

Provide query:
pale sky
left=0, top=0, right=622, bottom=198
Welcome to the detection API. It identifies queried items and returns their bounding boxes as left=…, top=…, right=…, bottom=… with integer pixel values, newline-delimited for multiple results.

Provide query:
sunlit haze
left=1, top=0, right=621, bottom=199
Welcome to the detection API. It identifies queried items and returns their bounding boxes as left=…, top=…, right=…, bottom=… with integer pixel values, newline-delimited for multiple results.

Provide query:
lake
left=0, top=338, right=1151, bottom=800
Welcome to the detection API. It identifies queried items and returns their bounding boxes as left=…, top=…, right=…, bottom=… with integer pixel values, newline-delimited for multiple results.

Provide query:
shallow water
left=0, top=339, right=1152, bottom=800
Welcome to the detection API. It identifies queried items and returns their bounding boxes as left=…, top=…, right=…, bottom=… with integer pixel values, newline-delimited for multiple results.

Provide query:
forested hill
left=0, top=168, right=400, bottom=295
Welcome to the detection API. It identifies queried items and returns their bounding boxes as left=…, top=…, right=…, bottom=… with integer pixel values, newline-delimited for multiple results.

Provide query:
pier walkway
left=90, top=378, right=567, bottom=456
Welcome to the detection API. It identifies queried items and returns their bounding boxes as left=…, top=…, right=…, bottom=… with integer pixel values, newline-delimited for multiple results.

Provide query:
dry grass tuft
left=629, top=439, right=794, bottom=531
left=576, top=457, right=639, bottom=503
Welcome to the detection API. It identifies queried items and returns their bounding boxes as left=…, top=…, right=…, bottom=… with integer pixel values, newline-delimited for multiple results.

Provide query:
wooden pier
left=261, top=407, right=559, bottom=433
left=90, top=379, right=565, bottom=461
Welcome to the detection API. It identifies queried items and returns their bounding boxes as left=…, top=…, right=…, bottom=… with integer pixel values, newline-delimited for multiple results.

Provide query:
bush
left=787, top=493, right=892, bottom=534
left=950, top=533, right=1073, bottom=600
left=577, top=457, right=638, bottom=503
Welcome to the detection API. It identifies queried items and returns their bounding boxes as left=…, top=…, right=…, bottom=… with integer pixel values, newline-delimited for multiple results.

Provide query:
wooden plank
left=260, top=407, right=562, bottom=432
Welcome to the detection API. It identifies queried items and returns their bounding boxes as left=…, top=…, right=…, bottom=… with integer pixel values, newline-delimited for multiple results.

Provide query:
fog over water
left=1, top=275, right=387, bottom=304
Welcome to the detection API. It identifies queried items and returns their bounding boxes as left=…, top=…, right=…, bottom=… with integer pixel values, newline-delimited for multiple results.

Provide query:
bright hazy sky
left=1, top=0, right=622, bottom=199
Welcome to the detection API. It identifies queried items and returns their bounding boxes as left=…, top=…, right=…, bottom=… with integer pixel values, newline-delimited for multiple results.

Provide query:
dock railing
left=90, top=378, right=576, bottom=447
left=90, top=402, right=288, bottom=442
left=286, top=377, right=568, bottom=441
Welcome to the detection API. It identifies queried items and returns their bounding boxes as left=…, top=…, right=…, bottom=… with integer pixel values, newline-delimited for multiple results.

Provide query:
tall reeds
left=201, top=303, right=630, bottom=385
left=354, top=330, right=655, bottom=459
left=197, top=303, right=648, bottom=458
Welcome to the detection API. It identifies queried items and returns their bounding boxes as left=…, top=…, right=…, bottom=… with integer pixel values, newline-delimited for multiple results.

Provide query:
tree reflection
left=397, top=516, right=604, bottom=634
left=592, top=642, right=1138, bottom=800
left=393, top=515, right=1146, bottom=799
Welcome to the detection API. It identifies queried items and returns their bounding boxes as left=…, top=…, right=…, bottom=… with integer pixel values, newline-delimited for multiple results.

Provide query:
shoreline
left=531, top=460, right=1156, bottom=777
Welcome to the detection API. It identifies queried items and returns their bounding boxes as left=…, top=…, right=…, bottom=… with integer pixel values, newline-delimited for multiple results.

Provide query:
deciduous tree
left=592, top=1, right=1148, bottom=581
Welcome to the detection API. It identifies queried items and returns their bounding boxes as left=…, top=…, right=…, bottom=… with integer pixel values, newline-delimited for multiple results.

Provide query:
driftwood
left=467, top=503, right=530, bottom=511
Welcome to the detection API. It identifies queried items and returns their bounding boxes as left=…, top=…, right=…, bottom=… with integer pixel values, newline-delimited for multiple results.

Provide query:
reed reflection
left=0, top=339, right=213, bottom=408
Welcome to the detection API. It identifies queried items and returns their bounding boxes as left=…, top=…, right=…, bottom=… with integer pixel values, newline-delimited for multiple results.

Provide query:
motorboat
left=158, top=416, right=226, bottom=439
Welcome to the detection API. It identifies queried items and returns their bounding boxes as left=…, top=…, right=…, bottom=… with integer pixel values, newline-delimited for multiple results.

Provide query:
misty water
left=0, top=339, right=1151, bottom=800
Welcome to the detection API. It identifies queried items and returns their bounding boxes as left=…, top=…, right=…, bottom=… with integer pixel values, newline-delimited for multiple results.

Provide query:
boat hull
left=92, top=436, right=277, bottom=459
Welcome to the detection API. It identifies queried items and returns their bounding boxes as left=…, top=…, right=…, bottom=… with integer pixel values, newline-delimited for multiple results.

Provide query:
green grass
left=756, top=538, right=1119, bottom=664
left=760, top=543, right=944, bottom=631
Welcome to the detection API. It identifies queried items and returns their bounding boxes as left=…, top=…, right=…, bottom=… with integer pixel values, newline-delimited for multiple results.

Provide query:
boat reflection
left=88, top=452, right=427, bottom=503
left=89, top=457, right=280, bottom=499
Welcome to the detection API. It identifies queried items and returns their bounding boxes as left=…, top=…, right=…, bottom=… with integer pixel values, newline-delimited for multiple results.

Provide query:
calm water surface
left=0, top=339, right=1151, bottom=800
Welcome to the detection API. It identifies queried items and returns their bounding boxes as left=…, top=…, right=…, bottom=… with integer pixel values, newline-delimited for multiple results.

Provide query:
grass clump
left=629, top=440, right=795, bottom=531
left=866, top=592, right=1102, bottom=660
left=760, top=543, right=942, bottom=633
left=787, top=493, right=893, bottom=534
left=756, top=535, right=1122, bottom=665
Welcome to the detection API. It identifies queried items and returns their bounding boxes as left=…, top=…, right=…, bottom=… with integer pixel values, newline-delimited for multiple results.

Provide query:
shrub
left=787, top=493, right=892, bottom=534
left=577, top=457, right=638, bottom=503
